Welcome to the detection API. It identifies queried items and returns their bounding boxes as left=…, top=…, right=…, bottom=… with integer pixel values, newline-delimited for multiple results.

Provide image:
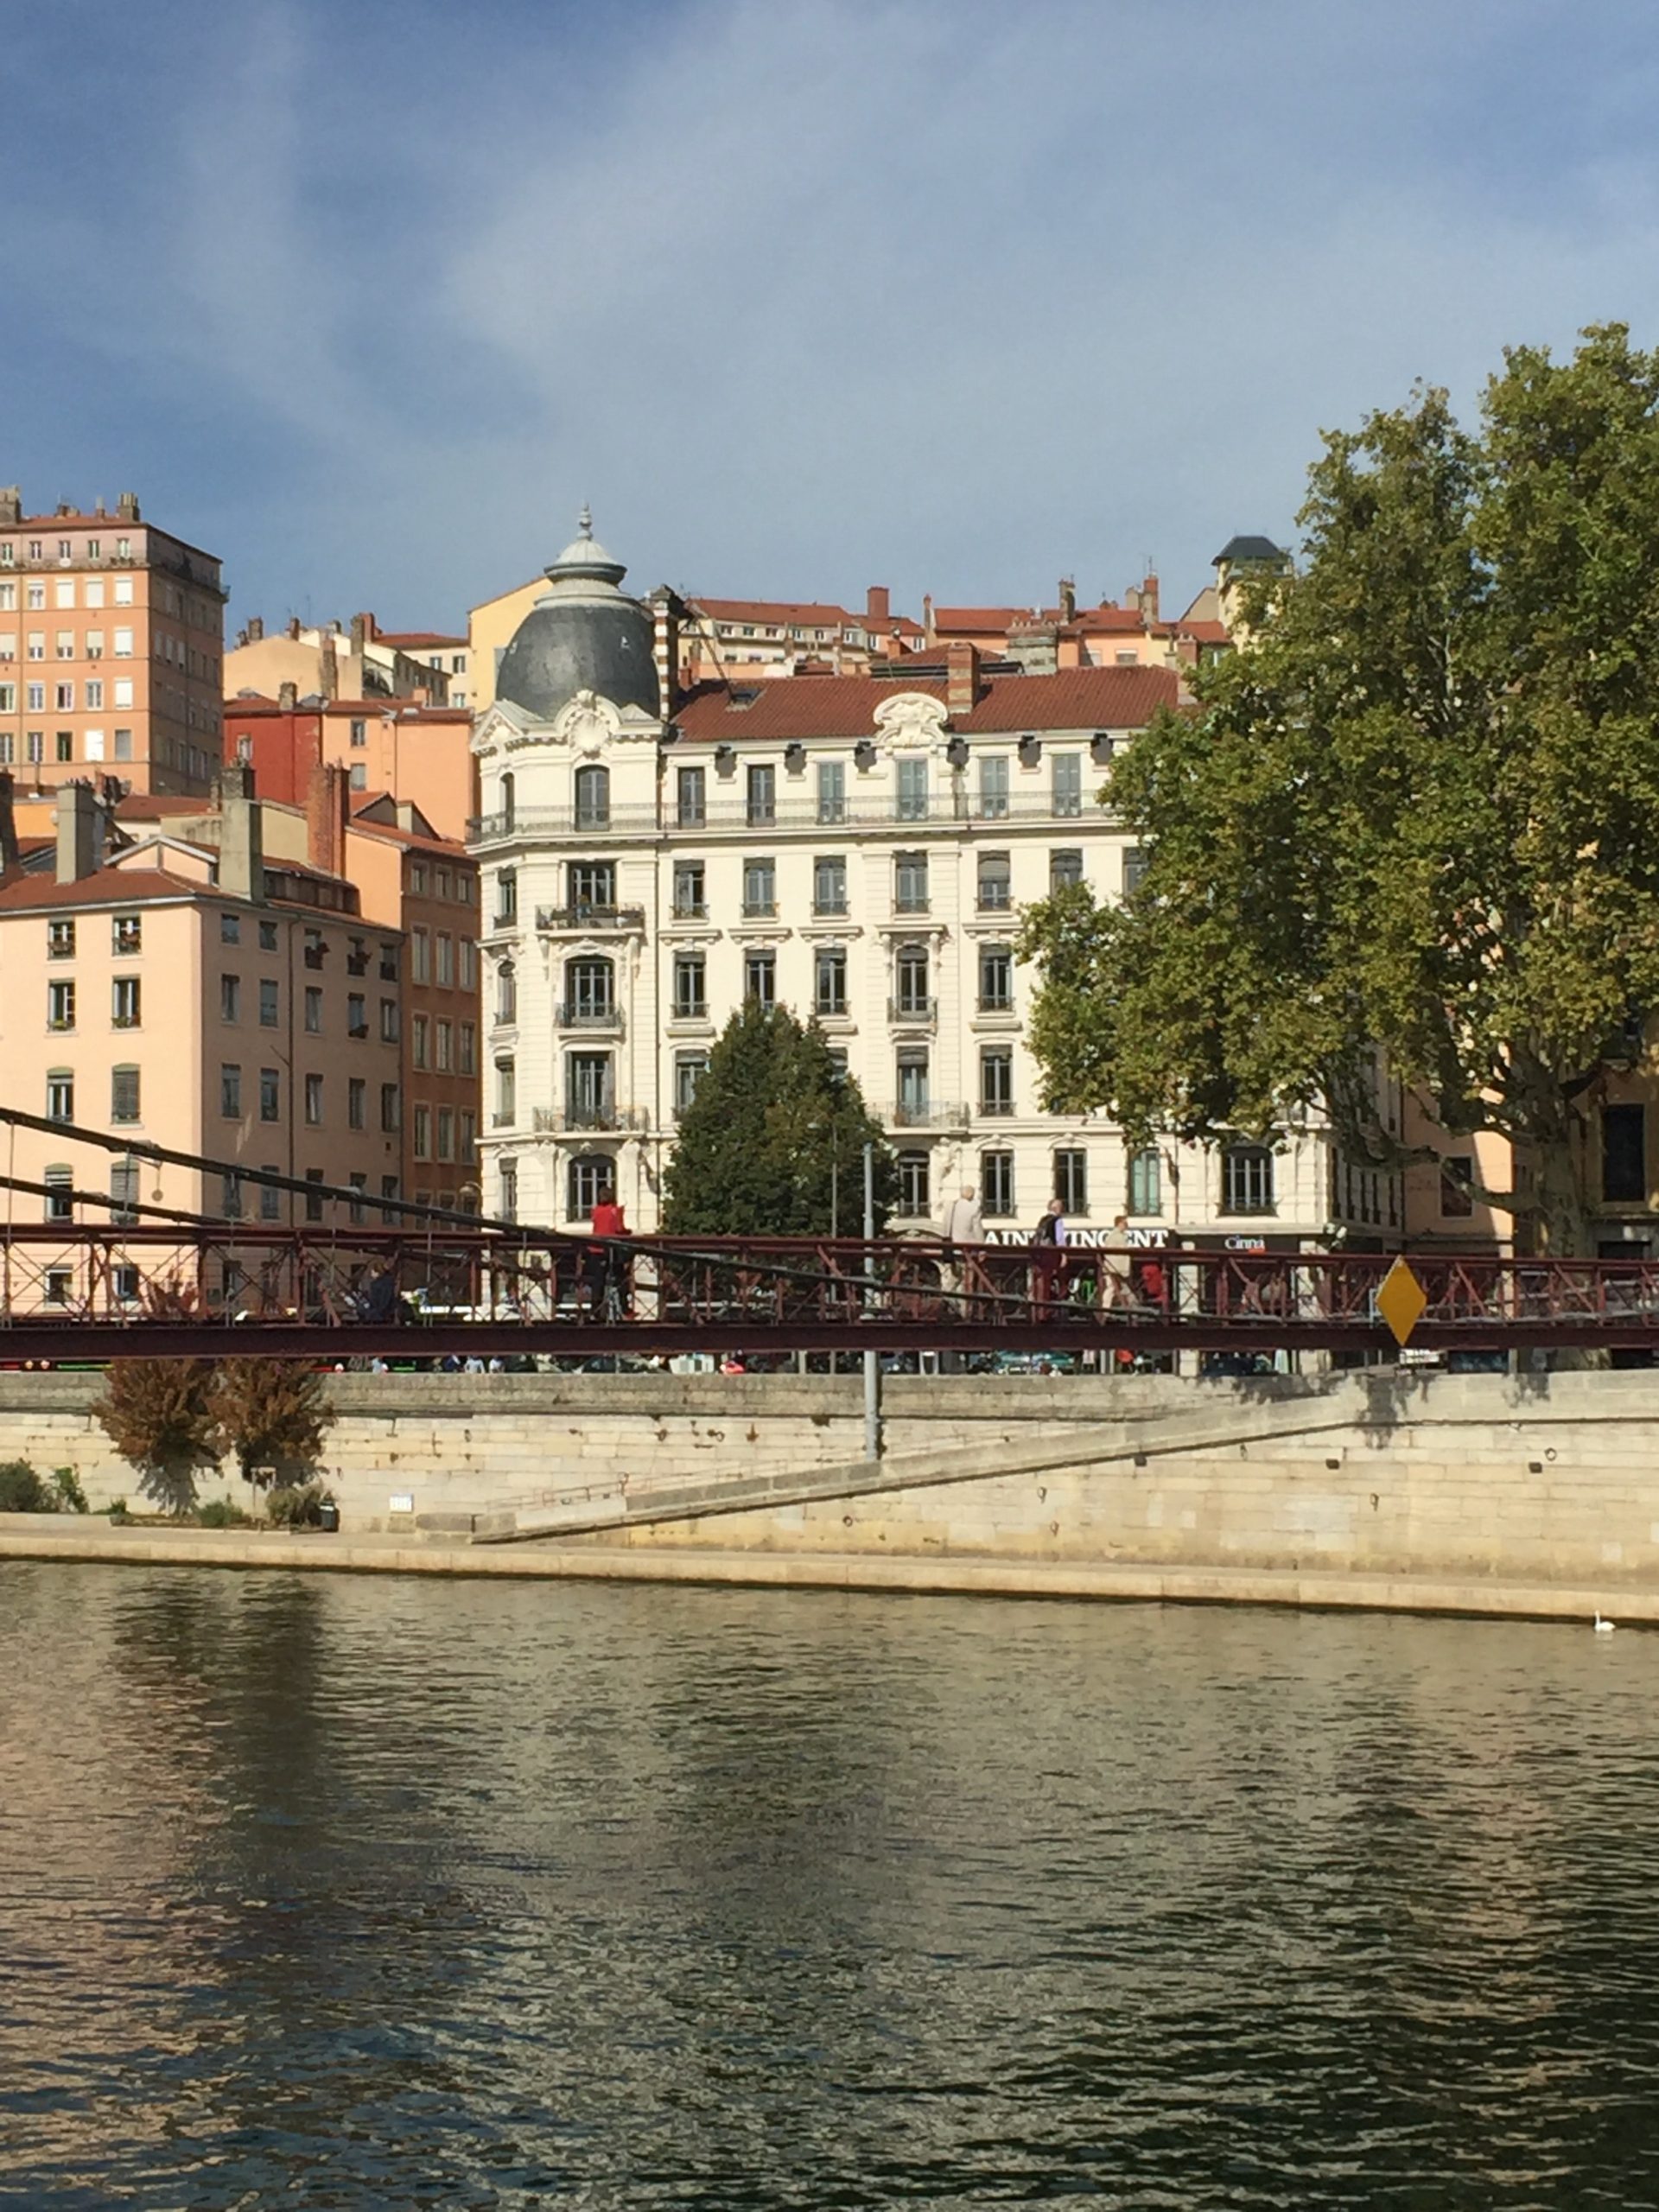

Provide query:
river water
left=3, top=1567, right=1658, bottom=2208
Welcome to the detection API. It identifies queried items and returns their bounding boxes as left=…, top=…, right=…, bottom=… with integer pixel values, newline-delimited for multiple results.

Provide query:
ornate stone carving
left=872, top=691, right=951, bottom=756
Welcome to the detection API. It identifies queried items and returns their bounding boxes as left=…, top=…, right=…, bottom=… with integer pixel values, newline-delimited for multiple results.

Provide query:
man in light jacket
left=939, top=1184, right=984, bottom=1302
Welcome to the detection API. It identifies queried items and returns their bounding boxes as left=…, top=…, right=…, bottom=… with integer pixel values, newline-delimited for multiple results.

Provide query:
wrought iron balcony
left=887, top=995, right=937, bottom=1027
left=534, top=905, right=645, bottom=933
left=556, top=1001, right=625, bottom=1033
left=531, top=1103, right=650, bottom=1134
left=882, top=1100, right=968, bottom=1129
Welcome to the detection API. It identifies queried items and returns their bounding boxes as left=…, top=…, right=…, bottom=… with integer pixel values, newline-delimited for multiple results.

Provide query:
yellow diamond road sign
left=1376, top=1257, right=1428, bottom=1347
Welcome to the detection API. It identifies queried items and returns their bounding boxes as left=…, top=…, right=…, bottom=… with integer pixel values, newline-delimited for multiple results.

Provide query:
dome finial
left=577, top=502, right=592, bottom=537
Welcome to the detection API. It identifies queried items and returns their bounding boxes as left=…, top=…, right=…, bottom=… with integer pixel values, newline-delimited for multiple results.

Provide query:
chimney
left=277, top=680, right=298, bottom=710
left=246, top=615, right=264, bottom=642
left=319, top=631, right=339, bottom=702
left=93, top=496, right=105, bottom=518
left=1141, top=571, right=1160, bottom=621
left=1058, top=577, right=1077, bottom=623
left=350, top=612, right=371, bottom=654
left=0, top=769, right=19, bottom=880
left=116, top=491, right=140, bottom=522
left=0, top=487, right=21, bottom=526
left=307, top=760, right=349, bottom=878
left=219, top=786, right=264, bottom=904
left=945, top=640, right=982, bottom=717
left=866, top=585, right=890, bottom=630
left=923, top=592, right=935, bottom=641
left=55, top=781, right=99, bottom=884
left=652, top=588, right=683, bottom=715
left=287, top=616, right=302, bottom=640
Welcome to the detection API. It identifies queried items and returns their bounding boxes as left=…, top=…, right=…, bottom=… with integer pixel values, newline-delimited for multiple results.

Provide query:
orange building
left=0, top=488, right=226, bottom=798
left=223, top=693, right=476, bottom=844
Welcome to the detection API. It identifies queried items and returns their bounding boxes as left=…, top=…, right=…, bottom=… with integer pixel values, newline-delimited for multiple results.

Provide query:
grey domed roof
left=495, top=507, right=660, bottom=721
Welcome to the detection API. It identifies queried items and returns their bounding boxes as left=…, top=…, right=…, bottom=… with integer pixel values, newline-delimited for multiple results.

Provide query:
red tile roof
left=690, top=598, right=862, bottom=629
left=114, top=795, right=214, bottom=817
left=0, top=866, right=203, bottom=912
left=672, top=664, right=1178, bottom=742
left=928, top=607, right=1030, bottom=632
left=373, top=631, right=466, bottom=650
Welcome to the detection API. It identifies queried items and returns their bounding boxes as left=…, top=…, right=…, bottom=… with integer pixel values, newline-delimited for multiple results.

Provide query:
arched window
left=495, top=961, right=516, bottom=1026
left=499, top=772, right=515, bottom=830
left=894, top=942, right=930, bottom=1017
left=574, top=763, right=610, bottom=830
left=563, top=955, right=614, bottom=1024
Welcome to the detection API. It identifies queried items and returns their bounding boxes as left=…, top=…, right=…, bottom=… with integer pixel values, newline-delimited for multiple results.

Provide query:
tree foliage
left=213, top=1359, right=334, bottom=1488
left=662, top=1000, right=897, bottom=1234
left=94, top=1359, right=220, bottom=1515
left=1018, top=325, right=1659, bottom=1252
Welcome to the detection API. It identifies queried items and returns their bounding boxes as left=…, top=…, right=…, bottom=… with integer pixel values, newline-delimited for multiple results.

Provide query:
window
left=493, top=963, right=516, bottom=1027
left=569, top=860, right=614, bottom=910
left=381, top=1084, right=401, bottom=1135
left=459, top=1111, right=476, bottom=1166
left=47, top=1071, right=73, bottom=1123
left=673, top=951, right=706, bottom=1019
left=411, top=1014, right=429, bottom=1070
left=304, top=986, right=321, bottom=1034
left=980, top=1047, right=1014, bottom=1116
left=458, top=1022, right=476, bottom=1076
left=894, top=943, right=930, bottom=1016
left=673, top=858, right=706, bottom=918
left=978, top=756, right=1009, bottom=819
left=978, top=944, right=1013, bottom=1013
left=260, top=1174, right=282, bottom=1224
left=436, top=1019, right=453, bottom=1070
left=575, top=763, right=610, bottom=829
left=113, top=728, right=132, bottom=760
left=379, top=942, right=400, bottom=983
left=896, top=1151, right=930, bottom=1216
left=675, top=1052, right=709, bottom=1116
left=258, top=978, right=278, bottom=1027
left=344, top=1077, right=365, bottom=1132
left=894, top=851, right=928, bottom=913
left=413, top=1104, right=432, bottom=1160
left=1603, top=1105, right=1645, bottom=1204
left=304, top=1169, right=325, bottom=1222
left=497, top=774, right=513, bottom=831
left=349, top=718, right=367, bottom=748
left=349, top=762, right=367, bottom=792
left=1050, top=849, right=1084, bottom=891
left=111, top=1065, right=140, bottom=1124
left=566, top=1052, right=613, bottom=1126
left=26, top=730, right=42, bottom=765
left=815, top=945, right=848, bottom=1017
left=677, top=764, right=706, bottom=827
left=379, top=998, right=399, bottom=1043
left=567, top=1154, right=612, bottom=1220
left=1052, top=753, right=1083, bottom=817
left=495, top=869, right=518, bottom=926
left=498, top=1158, right=518, bottom=1223
left=817, top=760, right=846, bottom=824
left=113, top=626, right=133, bottom=658
left=1124, top=847, right=1150, bottom=896
left=742, top=856, right=776, bottom=917
left=259, top=919, right=278, bottom=952
left=1128, top=1147, right=1161, bottom=1216
left=982, top=1150, right=1015, bottom=1217
left=1440, top=1154, right=1475, bottom=1217
left=744, top=949, right=777, bottom=1006
left=895, top=758, right=929, bottom=822
left=111, top=1159, right=140, bottom=1227
left=111, top=915, right=141, bottom=957
left=565, top=956, right=614, bottom=1022
left=813, top=855, right=848, bottom=914
left=435, top=934, right=454, bottom=988
left=44, top=1167, right=73, bottom=1224
left=1221, top=1144, right=1275, bottom=1214
left=304, top=1073, right=323, bottom=1126
left=86, top=683, right=104, bottom=713
left=85, top=579, right=104, bottom=608
left=347, top=992, right=368, bottom=1038
left=54, top=728, right=73, bottom=760
left=220, top=1064, right=242, bottom=1118
left=495, top=1059, right=517, bottom=1125
left=220, top=973, right=240, bottom=1022
left=896, top=1047, right=930, bottom=1122
left=221, top=912, right=241, bottom=945
left=259, top=1067, right=280, bottom=1123
left=746, top=764, right=777, bottom=825
left=459, top=939, right=475, bottom=989
left=111, top=977, right=140, bottom=1028
left=411, top=928, right=429, bottom=983
left=1054, top=1148, right=1088, bottom=1214
left=48, top=918, right=74, bottom=958
left=435, top=1108, right=454, bottom=1162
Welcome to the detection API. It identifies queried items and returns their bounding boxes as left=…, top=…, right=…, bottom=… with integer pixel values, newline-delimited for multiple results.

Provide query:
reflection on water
left=3, top=1565, right=1659, bottom=2207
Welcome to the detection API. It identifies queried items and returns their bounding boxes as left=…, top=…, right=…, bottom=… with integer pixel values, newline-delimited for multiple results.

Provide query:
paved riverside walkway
left=1, top=1519, right=1656, bottom=1627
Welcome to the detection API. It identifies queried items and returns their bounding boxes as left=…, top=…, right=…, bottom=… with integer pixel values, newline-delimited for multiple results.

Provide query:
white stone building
left=471, top=517, right=1335, bottom=1254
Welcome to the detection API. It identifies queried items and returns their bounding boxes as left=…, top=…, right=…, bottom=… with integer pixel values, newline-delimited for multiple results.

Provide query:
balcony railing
left=468, top=790, right=1115, bottom=842
left=556, top=1001, right=625, bottom=1033
left=534, top=905, right=645, bottom=932
left=888, top=995, right=937, bottom=1027
left=531, top=1104, right=651, bottom=1134
left=882, top=1100, right=968, bottom=1129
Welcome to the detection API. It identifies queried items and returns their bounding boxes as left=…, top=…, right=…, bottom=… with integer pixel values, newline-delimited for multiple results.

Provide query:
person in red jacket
left=589, top=1183, right=630, bottom=1317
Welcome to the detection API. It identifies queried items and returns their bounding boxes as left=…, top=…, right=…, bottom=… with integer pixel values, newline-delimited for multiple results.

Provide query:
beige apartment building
left=468, top=518, right=1335, bottom=1249
left=0, top=489, right=226, bottom=797
left=225, top=613, right=452, bottom=707
left=0, top=781, right=405, bottom=1243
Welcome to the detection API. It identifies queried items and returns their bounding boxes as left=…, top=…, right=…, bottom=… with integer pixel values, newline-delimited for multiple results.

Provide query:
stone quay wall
left=5, top=1369, right=1659, bottom=1589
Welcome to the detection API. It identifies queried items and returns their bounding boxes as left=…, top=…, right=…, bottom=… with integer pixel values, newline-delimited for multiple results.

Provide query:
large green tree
left=662, top=1000, right=897, bottom=1234
left=1018, top=324, right=1659, bottom=1254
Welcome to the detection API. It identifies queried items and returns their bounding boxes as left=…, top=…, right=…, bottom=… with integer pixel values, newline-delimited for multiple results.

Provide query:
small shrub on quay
left=0, top=1461, right=49, bottom=1514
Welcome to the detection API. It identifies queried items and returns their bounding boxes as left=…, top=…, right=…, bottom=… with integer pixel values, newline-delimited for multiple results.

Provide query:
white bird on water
left=1594, top=1611, right=1617, bottom=1634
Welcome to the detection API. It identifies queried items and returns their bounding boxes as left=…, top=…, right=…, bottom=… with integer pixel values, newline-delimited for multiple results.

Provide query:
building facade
left=470, top=518, right=1334, bottom=1251
left=0, top=489, right=226, bottom=797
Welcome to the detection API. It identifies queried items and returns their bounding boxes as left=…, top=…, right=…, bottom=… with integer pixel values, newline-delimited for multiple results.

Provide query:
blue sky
left=9, top=0, right=1659, bottom=632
